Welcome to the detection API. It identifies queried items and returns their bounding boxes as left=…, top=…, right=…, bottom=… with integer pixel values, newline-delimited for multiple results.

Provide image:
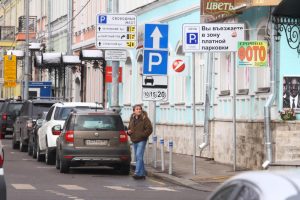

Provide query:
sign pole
left=192, top=53, right=196, bottom=175
left=232, top=52, right=237, bottom=172
left=111, top=61, right=120, bottom=112
left=152, top=101, right=157, bottom=168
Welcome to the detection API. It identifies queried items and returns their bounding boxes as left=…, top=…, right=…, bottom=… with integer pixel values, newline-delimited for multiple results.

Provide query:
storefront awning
left=273, top=0, right=300, bottom=19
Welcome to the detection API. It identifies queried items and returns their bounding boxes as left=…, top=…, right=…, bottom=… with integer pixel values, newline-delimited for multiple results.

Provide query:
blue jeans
left=133, top=140, right=147, bottom=176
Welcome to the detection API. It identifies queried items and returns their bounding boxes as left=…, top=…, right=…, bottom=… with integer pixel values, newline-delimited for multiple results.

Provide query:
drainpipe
left=262, top=22, right=278, bottom=169
left=199, top=53, right=213, bottom=154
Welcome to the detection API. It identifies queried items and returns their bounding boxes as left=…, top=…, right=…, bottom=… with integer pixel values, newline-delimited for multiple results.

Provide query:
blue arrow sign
left=144, top=24, right=169, bottom=49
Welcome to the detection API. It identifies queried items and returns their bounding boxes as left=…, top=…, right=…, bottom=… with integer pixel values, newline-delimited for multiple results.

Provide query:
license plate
left=85, top=139, right=108, bottom=146
left=6, top=128, right=13, bottom=131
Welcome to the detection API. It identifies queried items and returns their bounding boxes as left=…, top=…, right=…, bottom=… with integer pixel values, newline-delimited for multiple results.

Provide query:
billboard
left=237, top=41, right=268, bottom=68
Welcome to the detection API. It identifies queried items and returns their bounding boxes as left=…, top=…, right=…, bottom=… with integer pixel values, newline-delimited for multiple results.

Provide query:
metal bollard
left=160, top=138, right=165, bottom=172
left=168, top=140, right=173, bottom=175
left=153, top=135, right=157, bottom=168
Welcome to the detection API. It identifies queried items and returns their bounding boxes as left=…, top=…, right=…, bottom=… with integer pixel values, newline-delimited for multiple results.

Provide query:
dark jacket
left=128, top=111, right=153, bottom=143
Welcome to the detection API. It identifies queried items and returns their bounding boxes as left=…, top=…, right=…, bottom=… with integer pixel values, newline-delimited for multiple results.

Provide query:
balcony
left=16, top=16, right=37, bottom=41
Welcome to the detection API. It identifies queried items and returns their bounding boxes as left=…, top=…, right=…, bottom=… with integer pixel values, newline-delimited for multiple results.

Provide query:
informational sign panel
left=4, top=55, right=17, bottom=87
left=105, top=50, right=127, bottom=61
left=182, top=23, right=245, bottom=52
left=237, top=41, right=268, bottom=68
left=96, top=14, right=137, bottom=49
left=142, top=75, right=168, bottom=101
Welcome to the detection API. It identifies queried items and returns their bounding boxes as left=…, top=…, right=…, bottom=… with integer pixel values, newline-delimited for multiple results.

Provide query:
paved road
left=1, top=139, right=210, bottom=200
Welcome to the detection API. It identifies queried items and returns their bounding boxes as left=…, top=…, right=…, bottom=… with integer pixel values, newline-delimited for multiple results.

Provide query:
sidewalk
left=131, top=149, right=245, bottom=192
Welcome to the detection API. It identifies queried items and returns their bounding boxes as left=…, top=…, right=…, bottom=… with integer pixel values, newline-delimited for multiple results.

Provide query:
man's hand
left=127, top=130, right=133, bottom=135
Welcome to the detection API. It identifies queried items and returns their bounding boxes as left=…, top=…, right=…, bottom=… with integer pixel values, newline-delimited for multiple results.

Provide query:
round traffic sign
left=172, top=59, right=185, bottom=73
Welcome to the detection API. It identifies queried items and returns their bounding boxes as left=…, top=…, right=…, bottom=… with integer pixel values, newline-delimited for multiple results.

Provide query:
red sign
left=105, top=66, right=122, bottom=83
left=172, top=59, right=185, bottom=73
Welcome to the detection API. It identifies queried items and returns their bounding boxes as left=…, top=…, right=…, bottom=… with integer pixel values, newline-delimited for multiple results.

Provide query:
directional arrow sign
left=144, top=24, right=168, bottom=49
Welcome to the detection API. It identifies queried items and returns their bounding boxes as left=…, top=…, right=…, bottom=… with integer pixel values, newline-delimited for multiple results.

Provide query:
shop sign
left=237, top=41, right=268, bottom=68
left=201, top=0, right=235, bottom=22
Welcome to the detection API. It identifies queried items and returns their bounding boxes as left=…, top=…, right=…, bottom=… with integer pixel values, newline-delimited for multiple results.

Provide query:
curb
left=130, top=163, right=214, bottom=192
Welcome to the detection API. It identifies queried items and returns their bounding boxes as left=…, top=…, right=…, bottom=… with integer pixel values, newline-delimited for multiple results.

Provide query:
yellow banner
left=4, top=55, right=17, bottom=87
left=238, top=41, right=268, bottom=68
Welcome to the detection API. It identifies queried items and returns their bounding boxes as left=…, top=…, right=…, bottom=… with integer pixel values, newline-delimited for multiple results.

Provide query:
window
left=195, top=53, right=206, bottom=103
left=256, top=24, right=270, bottom=90
left=32, top=103, right=53, bottom=117
left=211, top=184, right=239, bottom=200
left=237, top=23, right=251, bottom=92
left=73, top=115, right=123, bottom=131
left=123, top=57, right=132, bottom=104
left=219, top=52, right=232, bottom=93
left=136, top=54, right=143, bottom=104
left=46, top=106, right=55, bottom=121
left=174, top=45, right=186, bottom=103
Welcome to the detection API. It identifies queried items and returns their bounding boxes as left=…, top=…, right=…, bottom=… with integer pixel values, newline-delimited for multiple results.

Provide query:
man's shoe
left=132, top=175, right=146, bottom=180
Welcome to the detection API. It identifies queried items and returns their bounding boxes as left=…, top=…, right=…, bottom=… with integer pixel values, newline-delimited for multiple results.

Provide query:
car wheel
left=27, top=142, right=33, bottom=156
left=59, top=159, right=69, bottom=173
left=32, top=143, right=37, bottom=159
left=19, top=140, right=27, bottom=152
left=12, top=134, right=19, bottom=149
left=36, top=140, right=45, bottom=162
left=45, top=147, right=55, bottom=165
left=56, top=151, right=60, bottom=170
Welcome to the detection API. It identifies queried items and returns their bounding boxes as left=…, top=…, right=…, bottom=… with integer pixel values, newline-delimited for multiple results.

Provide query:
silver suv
left=55, top=109, right=131, bottom=174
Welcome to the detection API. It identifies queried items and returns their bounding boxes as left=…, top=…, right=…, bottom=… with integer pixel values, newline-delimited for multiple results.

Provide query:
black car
left=12, top=100, right=58, bottom=151
left=0, top=100, right=23, bottom=139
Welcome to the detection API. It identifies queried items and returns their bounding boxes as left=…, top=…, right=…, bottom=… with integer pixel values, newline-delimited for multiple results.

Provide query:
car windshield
left=32, top=103, right=53, bottom=117
left=54, top=107, right=91, bottom=120
left=73, top=115, right=124, bottom=131
left=7, top=103, right=23, bottom=115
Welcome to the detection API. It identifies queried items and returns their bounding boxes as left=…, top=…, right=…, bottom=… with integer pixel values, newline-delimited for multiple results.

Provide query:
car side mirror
left=36, top=119, right=44, bottom=126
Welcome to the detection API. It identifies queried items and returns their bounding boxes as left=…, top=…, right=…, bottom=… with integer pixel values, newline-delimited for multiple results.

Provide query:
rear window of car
left=72, top=115, right=124, bottom=131
left=32, top=103, right=53, bottom=117
left=54, top=107, right=91, bottom=120
left=7, top=103, right=23, bottom=114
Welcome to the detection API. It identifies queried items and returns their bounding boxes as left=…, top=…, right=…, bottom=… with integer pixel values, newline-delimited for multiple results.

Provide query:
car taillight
left=2, top=113, right=7, bottom=121
left=119, top=130, right=128, bottom=143
left=27, top=120, right=33, bottom=128
left=65, top=130, right=74, bottom=143
left=0, top=154, right=3, bottom=167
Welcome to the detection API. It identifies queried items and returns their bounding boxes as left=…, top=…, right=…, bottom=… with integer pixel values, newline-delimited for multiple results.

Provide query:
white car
left=208, top=170, right=300, bottom=200
left=36, top=102, right=101, bottom=164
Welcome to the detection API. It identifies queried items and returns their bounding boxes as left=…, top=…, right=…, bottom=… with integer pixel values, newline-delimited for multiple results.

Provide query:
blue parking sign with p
left=143, top=50, right=168, bottom=75
left=187, top=33, right=198, bottom=44
left=98, top=15, right=107, bottom=24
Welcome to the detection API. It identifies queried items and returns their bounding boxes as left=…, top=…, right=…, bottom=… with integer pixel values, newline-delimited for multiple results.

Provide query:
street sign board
left=237, top=41, right=268, bottom=68
left=182, top=23, right=245, bottom=52
left=105, top=50, right=127, bottom=61
left=4, top=55, right=17, bottom=87
left=144, top=24, right=169, bottom=49
left=143, top=49, right=168, bottom=75
left=96, top=14, right=137, bottom=49
left=143, top=23, right=169, bottom=76
left=142, top=75, right=168, bottom=101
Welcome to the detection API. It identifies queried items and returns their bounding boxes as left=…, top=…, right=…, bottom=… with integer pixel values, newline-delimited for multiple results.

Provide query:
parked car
left=55, top=109, right=131, bottom=174
left=0, top=100, right=23, bottom=139
left=29, top=111, right=48, bottom=158
left=37, top=102, right=101, bottom=164
left=208, top=170, right=300, bottom=200
left=0, top=141, right=6, bottom=200
left=12, top=99, right=57, bottom=151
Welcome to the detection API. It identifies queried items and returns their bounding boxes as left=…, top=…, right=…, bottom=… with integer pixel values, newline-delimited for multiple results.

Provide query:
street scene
left=0, top=0, right=300, bottom=199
